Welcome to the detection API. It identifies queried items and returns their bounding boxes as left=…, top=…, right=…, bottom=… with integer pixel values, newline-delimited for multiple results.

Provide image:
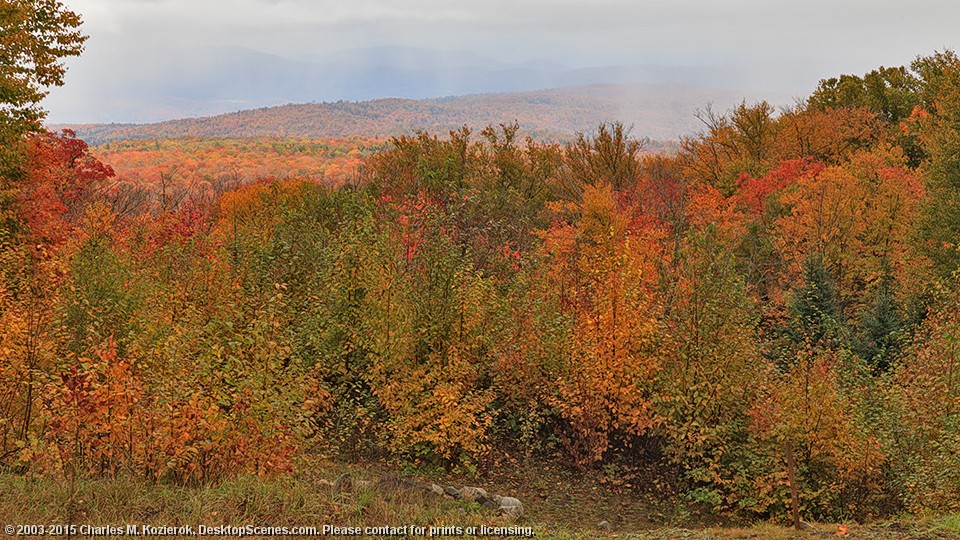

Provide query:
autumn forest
left=4, top=1, right=960, bottom=533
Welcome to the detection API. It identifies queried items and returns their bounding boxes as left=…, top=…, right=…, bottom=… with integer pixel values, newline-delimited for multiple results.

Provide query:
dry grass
left=0, top=471, right=530, bottom=539
left=1, top=468, right=958, bottom=539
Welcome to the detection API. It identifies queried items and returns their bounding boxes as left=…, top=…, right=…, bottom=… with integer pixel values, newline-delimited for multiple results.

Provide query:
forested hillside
left=51, top=83, right=773, bottom=147
left=85, top=137, right=387, bottom=218
left=5, top=41, right=960, bottom=527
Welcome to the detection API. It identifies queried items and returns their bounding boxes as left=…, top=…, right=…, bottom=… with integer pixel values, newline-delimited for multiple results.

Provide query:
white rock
left=497, top=496, right=524, bottom=518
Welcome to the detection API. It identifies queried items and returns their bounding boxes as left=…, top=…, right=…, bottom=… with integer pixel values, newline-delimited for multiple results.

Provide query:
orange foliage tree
left=536, top=183, right=664, bottom=466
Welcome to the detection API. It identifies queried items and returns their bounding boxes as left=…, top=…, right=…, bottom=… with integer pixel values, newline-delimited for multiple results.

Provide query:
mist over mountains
left=46, top=44, right=796, bottom=132
left=54, top=81, right=797, bottom=146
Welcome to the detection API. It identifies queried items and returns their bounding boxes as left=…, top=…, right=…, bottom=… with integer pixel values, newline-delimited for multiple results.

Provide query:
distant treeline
left=49, top=83, right=731, bottom=148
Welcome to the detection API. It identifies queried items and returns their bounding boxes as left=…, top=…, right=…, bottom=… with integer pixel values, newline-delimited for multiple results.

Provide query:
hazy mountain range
left=47, top=45, right=798, bottom=138
left=54, top=82, right=800, bottom=146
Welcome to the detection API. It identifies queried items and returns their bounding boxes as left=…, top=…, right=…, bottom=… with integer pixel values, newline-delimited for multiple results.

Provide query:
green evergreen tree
left=854, top=275, right=903, bottom=373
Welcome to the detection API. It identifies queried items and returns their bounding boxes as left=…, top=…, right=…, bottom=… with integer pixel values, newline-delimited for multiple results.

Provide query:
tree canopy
left=0, top=0, right=86, bottom=147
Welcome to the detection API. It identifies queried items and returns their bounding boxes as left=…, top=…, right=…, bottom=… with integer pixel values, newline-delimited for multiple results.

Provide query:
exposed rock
left=458, top=486, right=489, bottom=504
left=376, top=474, right=402, bottom=492
left=328, top=474, right=527, bottom=520
left=497, top=496, right=524, bottom=518
left=402, top=478, right=427, bottom=491
left=598, top=520, right=612, bottom=531
left=333, top=473, right=352, bottom=493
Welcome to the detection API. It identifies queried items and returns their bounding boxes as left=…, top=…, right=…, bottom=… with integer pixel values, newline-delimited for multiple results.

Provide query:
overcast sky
left=45, top=0, right=960, bottom=123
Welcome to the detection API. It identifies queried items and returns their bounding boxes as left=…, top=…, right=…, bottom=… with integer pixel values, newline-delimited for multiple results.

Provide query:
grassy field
left=1, top=460, right=959, bottom=539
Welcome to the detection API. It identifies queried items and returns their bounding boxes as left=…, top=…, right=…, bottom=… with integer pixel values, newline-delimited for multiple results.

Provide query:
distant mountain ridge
left=46, top=43, right=791, bottom=125
left=53, top=83, right=794, bottom=146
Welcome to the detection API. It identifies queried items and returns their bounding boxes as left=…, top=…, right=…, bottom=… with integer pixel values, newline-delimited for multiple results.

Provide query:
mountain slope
left=55, top=83, right=793, bottom=145
left=45, top=43, right=774, bottom=124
